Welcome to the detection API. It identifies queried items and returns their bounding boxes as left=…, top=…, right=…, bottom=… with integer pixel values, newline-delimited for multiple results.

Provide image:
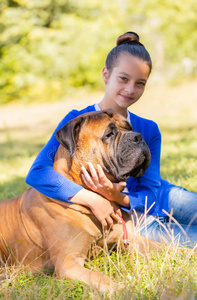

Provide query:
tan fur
left=0, top=111, right=158, bottom=292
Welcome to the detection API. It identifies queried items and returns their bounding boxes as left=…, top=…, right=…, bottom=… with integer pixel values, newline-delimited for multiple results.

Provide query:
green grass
left=0, top=249, right=197, bottom=299
left=0, top=81, right=197, bottom=299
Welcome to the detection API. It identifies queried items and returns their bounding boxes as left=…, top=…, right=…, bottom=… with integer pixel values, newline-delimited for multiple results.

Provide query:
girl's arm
left=71, top=188, right=122, bottom=228
left=25, top=109, right=122, bottom=226
left=25, top=110, right=83, bottom=201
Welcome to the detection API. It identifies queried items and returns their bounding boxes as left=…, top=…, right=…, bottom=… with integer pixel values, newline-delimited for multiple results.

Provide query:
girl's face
left=101, top=53, right=150, bottom=116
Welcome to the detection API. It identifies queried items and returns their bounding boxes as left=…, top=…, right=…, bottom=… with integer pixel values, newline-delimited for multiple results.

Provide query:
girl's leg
left=139, top=216, right=197, bottom=248
left=139, top=186, right=197, bottom=248
left=168, top=186, right=197, bottom=225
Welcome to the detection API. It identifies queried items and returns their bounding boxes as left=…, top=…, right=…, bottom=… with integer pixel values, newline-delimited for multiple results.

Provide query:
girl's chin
left=117, top=100, right=133, bottom=109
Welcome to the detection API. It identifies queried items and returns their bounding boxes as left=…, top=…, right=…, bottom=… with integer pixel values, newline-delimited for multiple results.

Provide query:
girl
left=26, top=32, right=197, bottom=248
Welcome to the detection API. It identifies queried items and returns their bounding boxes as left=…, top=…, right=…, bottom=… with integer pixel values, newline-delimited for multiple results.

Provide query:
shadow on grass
left=0, top=176, right=28, bottom=201
left=0, top=139, right=45, bottom=161
left=160, top=124, right=197, bottom=139
left=0, top=126, right=50, bottom=201
left=161, top=152, right=197, bottom=166
left=160, top=124, right=197, bottom=165
left=0, top=122, right=51, bottom=160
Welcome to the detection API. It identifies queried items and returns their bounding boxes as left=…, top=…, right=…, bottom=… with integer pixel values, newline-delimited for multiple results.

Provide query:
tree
left=0, top=0, right=197, bottom=103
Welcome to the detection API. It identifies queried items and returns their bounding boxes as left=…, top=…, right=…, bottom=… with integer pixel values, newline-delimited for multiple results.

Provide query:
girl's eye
left=137, top=81, right=146, bottom=86
left=120, top=77, right=127, bottom=82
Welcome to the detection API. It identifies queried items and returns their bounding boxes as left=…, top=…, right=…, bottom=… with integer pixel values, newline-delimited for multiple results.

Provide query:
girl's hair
left=105, top=31, right=152, bottom=74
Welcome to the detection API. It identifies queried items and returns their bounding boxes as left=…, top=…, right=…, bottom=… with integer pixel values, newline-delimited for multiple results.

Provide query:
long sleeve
left=121, top=114, right=162, bottom=216
left=25, top=106, right=95, bottom=202
left=26, top=107, right=165, bottom=215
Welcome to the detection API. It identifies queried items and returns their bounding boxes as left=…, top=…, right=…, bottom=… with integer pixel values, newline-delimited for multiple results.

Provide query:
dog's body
left=0, top=110, right=155, bottom=291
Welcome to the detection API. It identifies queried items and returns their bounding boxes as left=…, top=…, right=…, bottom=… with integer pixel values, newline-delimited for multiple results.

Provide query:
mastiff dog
left=0, top=110, right=155, bottom=292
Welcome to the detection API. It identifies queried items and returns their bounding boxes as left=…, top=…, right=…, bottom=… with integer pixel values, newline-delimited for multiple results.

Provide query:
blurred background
left=0, top=0, right=197, bottom=104
left=0, top=3, right=197, bottom=296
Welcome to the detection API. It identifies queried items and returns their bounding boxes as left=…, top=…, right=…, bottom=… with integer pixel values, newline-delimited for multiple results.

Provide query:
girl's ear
left=102, top=66, right=110, bottom=84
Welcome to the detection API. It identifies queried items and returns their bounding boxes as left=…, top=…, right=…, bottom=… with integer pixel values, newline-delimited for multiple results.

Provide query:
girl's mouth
left=120, top=94, right=134, bottom=101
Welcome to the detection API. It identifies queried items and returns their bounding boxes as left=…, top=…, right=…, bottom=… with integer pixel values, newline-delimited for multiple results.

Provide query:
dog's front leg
left=47, top=233, right=116, bottom=293
left=54, top=251, right=116, bottom=292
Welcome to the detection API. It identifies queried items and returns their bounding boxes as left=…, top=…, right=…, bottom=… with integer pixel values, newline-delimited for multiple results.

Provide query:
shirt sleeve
left=121, top=121, right=161, bottom=215
left=25, top=110, right=83, bottom=202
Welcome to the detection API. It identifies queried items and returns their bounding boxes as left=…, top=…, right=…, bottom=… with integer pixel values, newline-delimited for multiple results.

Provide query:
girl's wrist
left=113, top=192, right=130, bottom=208
left=70, top=188, right=95, bottom=208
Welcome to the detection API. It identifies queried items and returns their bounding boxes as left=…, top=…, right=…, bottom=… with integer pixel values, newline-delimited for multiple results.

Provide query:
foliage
left=0, top=0, right=197, bottom=103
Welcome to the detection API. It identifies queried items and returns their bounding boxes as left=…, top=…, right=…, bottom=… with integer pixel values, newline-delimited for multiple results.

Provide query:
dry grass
left=0, top=81, right=197, bottom=299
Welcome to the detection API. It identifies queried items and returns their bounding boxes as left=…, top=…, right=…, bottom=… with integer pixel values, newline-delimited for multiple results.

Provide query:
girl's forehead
left=113, top=53, right=150, bottom=78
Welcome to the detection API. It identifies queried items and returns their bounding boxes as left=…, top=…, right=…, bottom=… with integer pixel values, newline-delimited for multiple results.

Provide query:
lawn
left=0, top=81, right=197, bottom=299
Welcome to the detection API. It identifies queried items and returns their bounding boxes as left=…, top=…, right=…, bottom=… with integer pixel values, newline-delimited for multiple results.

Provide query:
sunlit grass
left=0, top=246, right=196, bottom=299
left=0, top=81, right=197, bottom=299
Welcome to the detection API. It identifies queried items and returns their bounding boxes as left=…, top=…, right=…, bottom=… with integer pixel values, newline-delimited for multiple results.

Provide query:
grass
left=0, top=81, right=197, bottom=299
left=0, top=248, right=197, bottom=299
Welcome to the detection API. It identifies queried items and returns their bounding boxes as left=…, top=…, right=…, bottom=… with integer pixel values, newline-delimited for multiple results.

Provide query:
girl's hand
left=71, top=188, right=122, bottom=229
left=81, top=162, right=126, bottom=202
left=88, top=194, right=122, bottom=229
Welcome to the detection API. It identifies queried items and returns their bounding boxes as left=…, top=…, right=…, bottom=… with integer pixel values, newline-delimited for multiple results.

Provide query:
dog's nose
left=131, top=132, right=143, bottom=143
left=134, top=133, right=142, bottom=143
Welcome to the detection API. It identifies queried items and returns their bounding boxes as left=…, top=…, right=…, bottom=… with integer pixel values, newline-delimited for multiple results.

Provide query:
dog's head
left=55, top=110, right=151, bottom=182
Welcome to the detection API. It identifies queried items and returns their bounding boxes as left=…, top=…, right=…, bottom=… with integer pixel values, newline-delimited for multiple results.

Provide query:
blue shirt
left=25, top=104, right=174, bottom=216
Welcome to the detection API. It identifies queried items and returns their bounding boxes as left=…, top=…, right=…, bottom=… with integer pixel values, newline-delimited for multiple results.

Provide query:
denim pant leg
left=139, top=186, right=197, bottom=248
left=168, top=186, right=197, bottom=225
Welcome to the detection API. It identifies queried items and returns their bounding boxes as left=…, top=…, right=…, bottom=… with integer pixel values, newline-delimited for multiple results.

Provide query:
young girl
left=26, top=32, right=197, bottom=248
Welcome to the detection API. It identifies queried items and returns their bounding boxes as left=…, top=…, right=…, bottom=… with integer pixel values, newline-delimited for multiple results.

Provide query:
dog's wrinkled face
left=55, top=110, right=151, bottom=182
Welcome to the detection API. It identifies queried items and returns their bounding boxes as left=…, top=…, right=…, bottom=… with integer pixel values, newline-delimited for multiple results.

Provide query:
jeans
left=139, top=186, right=197, bottom=248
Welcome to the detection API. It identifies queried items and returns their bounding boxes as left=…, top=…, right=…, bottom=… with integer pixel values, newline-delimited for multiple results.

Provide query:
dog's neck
left=53, top=145, right=119, bottom=187
left=53, top=145, right=84, bottom=186
left=53, top=145, right=79, bottom=184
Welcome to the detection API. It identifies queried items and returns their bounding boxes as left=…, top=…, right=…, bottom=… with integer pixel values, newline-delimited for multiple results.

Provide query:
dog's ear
left=55, top=116, right=85, bottom=156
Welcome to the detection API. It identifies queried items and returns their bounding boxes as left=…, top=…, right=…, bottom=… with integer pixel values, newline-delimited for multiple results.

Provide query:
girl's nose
left=124, top=84, right=135, bottom=94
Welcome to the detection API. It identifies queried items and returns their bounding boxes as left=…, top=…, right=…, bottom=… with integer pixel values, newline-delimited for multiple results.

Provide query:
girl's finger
left=110, top=211, right=122, bottom=224
left=116, top=181, right=127, bottom=192
left=101, top=219, right=108, bottom=230
left=81, top=174, right=92, bottom=189
left=87, top=162, right=99, bottom=184
left=105, top=215, right=114, bottom=229
left=115, top=208, right=123, bottom=219
left=81, top=166, right=95, bottom=188
left=97, top=164, right=110, bottom=184
left=97, top=164, right=107, bottom=177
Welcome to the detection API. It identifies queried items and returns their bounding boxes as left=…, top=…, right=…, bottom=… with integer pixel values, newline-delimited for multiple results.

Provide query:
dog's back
left=0, top=190, right=51, bottom=270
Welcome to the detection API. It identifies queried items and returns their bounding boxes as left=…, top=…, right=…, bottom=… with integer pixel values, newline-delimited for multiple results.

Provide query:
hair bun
left=116, top=32, right=140, bottom=46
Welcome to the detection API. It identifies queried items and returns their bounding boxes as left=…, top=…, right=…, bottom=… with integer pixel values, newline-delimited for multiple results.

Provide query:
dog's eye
left=105, top=131, right=114, bottom=138
left=101, top=131, right=115, bottom=143
left=102, top=123, right=118, bottom=142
